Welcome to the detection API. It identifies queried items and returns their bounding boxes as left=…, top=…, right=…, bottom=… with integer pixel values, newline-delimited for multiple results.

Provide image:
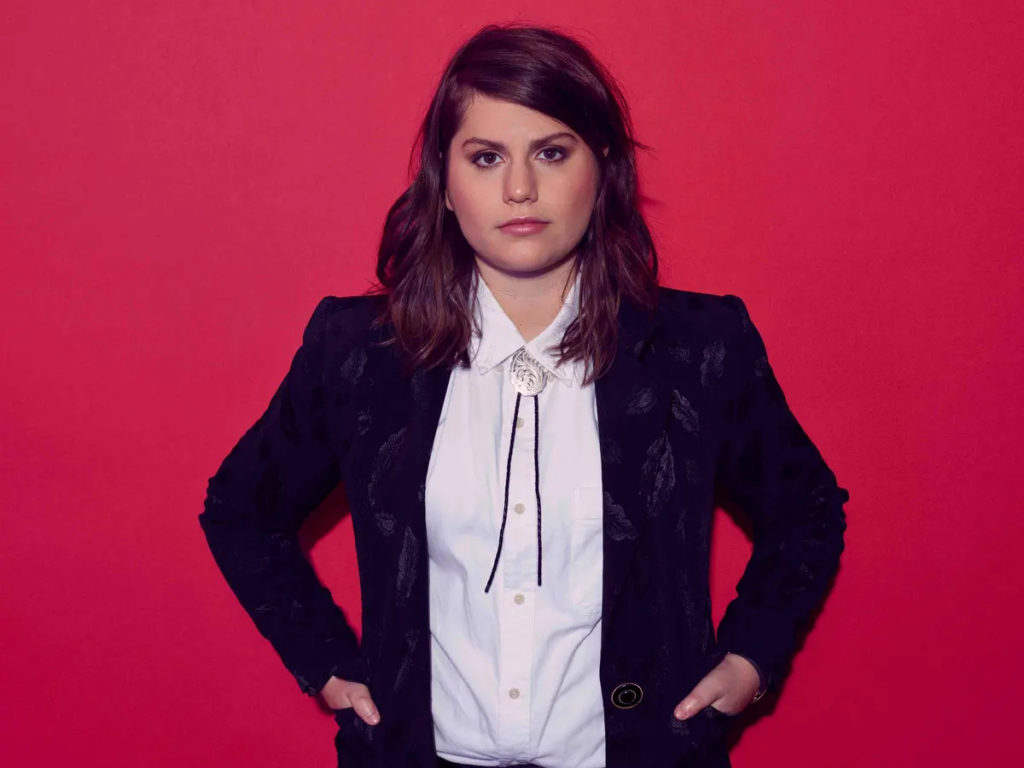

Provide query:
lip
left=499, top=217, right=549, bottom=236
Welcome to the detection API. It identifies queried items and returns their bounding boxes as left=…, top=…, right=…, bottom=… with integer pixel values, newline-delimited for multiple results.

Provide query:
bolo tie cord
left=483, top=390, right=542, bottom=593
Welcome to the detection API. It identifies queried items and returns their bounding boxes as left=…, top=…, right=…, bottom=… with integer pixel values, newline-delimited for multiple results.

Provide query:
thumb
left=673, top=679, right=716, bottom=720
left=349, top=692, right=381, bottom=725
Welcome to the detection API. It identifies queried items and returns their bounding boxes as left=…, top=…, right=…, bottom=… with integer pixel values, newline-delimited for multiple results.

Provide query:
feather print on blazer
left=199, top=285, right=849, bottom=768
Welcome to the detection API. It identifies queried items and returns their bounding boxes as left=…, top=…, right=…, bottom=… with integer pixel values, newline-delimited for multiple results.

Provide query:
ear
left=444, top=189, right=453, bottom=212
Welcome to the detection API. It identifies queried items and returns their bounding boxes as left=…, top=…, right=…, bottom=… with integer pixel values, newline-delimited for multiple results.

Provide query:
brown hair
left=366, top=23, right=660, bottom=385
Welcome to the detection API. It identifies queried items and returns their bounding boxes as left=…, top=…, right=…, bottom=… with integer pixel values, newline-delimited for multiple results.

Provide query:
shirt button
left=514, top=503, right=525, bottom=514
left=514, top=593, right=525, bottom=605
left=509, top=688, right=520, bottom=699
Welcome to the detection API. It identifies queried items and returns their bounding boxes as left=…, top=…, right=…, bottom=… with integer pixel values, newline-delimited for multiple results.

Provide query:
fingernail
left=368, top=711, right=380, bottom=724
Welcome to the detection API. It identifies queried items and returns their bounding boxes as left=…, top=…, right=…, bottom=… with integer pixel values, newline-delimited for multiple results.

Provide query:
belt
left=436, top=757, right=545, bottom=768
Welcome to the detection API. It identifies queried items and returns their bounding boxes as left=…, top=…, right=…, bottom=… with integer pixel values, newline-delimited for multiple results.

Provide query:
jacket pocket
left=570, top=485, right=603, bottom=620
left=668, top=703, right=736, bottom=760
left=702, top=702, right=741, bottom=742
left=332, top=707, right=376, bottom=767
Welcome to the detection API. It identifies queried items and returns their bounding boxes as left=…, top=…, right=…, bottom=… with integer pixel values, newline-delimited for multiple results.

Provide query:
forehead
left=455, top=92, right=574, bottom=139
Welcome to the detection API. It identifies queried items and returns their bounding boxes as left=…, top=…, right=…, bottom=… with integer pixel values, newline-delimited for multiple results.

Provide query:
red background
left=2, top=2, right=1021, bottom=765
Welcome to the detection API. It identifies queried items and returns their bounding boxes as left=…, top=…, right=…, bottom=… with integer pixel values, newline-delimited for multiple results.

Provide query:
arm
left=711, top=294, right=850, bottom=698
left=198, top=296, right=368, bottom=696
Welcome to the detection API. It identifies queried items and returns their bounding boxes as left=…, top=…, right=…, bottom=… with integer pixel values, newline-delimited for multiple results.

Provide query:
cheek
left=448, top=171, right=491, bottom=226
left=557, top=171, right=600, bottom=227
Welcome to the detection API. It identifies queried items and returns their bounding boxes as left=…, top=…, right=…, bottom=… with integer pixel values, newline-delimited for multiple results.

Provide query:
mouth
left=498, top=218, right=549, bottom=236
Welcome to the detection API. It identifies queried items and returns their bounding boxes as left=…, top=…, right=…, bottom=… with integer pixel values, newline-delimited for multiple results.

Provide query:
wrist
left=724, top=651, right=767, bottom=702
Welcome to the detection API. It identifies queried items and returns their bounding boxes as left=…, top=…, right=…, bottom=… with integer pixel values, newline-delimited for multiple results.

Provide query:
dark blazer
left=199, top=286, right=849, bottom=768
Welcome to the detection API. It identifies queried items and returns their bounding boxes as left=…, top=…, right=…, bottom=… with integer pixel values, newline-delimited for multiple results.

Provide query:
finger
left=349, top=693, right=381, bottom=725
left=673, top=680, right=720, bottom=720
left=335, top=681, right=368, bottom=710
left=673, top=695, right=703, bottom=720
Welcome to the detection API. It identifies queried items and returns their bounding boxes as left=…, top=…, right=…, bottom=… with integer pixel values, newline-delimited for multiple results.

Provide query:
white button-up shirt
left=425, top=268, right=606, bottom=768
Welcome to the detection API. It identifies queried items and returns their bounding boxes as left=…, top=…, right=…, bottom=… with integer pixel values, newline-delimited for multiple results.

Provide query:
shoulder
left=302, top=293, right=389, bottom=348
left=653, top=286, right=765, bottom=390
left=655, top=285, right=754, bottom=342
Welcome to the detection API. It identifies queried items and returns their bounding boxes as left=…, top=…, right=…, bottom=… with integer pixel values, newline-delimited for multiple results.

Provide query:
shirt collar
left=468, top=268, right=582, bottom=388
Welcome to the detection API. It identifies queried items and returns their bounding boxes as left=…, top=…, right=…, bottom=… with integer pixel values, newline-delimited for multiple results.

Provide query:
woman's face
left=445, top=92, right=604, bottom=278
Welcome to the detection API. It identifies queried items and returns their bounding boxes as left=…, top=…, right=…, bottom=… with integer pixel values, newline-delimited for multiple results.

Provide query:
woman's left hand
left=673, top=652, right=761, bottom=719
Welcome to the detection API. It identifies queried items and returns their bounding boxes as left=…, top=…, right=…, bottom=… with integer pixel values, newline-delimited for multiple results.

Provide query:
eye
left=473, top=151, right=501, bottom=168
left=539, top=146, right=567, bottom=162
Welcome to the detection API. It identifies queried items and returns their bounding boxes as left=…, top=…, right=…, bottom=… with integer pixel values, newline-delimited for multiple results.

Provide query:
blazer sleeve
left=198, top=296, right=369, bottom=696
left=711, top=294, right=850, bottom=697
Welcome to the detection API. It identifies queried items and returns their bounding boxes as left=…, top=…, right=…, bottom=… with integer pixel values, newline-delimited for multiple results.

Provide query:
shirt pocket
left=569, top=485, right=604, bottom=620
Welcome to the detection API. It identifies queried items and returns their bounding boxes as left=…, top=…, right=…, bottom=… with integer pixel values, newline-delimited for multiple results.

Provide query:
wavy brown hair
left=366, top=23, right=660, bottom=385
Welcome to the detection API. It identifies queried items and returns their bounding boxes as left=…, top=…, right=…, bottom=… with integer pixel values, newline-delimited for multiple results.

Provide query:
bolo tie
left=483, top=345, right=549, bottom=594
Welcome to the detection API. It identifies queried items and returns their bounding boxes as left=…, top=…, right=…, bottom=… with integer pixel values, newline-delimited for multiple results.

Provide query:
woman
left=199, top=23, right=849, bottom=768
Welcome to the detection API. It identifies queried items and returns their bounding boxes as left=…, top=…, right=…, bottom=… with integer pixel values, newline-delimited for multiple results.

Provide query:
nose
left=503, top=159, right=537, bottom=204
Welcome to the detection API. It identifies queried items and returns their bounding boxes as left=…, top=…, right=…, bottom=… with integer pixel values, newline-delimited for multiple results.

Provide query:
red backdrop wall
left=2, top=2, right=1021, bottom=765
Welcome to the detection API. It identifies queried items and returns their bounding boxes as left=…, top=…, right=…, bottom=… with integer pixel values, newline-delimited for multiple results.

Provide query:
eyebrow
left=461, top=132, right=579, bottom=152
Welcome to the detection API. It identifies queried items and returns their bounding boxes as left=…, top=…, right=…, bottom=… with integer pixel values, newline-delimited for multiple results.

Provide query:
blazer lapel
left=594, top=294, right=668, bottom=622
left=406, top=361, right=456, bottom=507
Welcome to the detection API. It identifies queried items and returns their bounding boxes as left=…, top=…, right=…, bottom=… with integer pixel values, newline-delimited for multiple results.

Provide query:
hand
left=319, top=675, right=381, bottom=726
left=673, top=653, right=761, bottom=720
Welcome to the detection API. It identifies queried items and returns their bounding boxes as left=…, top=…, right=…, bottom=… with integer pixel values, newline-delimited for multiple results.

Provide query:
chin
left=498, top=257, right=566, bottom=276
left=504, top=248, right=572, bottom=268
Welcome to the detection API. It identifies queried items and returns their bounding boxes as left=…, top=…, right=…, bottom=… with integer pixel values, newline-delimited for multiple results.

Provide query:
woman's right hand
left=319, top=675, right=380, bottom=725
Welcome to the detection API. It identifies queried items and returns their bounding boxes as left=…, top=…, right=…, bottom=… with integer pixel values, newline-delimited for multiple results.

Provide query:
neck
left=475, top=255, right=577, bottom=342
